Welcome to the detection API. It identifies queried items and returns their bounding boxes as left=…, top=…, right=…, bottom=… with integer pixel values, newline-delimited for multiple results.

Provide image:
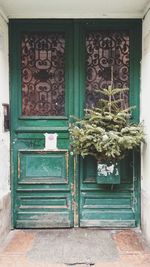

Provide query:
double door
left=10, top=19, right=141, bottom=228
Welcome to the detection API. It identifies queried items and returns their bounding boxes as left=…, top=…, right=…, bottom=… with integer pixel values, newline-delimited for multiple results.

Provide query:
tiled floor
left=0, top=229, right=150, bottom=267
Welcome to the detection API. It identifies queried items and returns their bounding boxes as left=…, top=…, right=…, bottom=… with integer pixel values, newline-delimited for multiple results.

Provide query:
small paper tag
left=44, top=133, right=58, bottom=150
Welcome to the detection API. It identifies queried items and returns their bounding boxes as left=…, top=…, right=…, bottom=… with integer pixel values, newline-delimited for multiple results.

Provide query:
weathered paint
left=77, top=20, right=141, bottom=227
left=10, top=19, right=141, bottom=228
left=10, top=20, right=74, bottom=228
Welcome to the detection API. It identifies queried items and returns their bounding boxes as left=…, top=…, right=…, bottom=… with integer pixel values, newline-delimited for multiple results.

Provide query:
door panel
left=17, top=150, right=71, bottom=228
left=78, top=20, right=141, bottom=228
left=18, top=150, right=68, bottom=184
left=10, top=21, right=74, bottom=228
left=79, top=155, right=136, bottom=227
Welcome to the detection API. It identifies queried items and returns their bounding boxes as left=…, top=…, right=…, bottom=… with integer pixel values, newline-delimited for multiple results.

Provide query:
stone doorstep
left=0, top=229, right=150, bottom=267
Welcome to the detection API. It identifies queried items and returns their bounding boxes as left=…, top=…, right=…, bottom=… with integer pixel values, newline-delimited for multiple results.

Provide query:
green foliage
left=69, top=86, right=144, bottom=163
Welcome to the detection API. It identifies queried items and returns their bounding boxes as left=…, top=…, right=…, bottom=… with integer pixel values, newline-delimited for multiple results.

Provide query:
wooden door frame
left=9, top=19, right=142, bottom=228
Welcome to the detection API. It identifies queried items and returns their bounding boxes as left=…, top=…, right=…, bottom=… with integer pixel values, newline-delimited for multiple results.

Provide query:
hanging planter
left=96, top=162, right=120, bottom=184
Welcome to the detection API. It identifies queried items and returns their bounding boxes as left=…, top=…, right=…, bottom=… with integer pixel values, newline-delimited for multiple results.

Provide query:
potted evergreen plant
left=69, top=85, right=144, bottom=184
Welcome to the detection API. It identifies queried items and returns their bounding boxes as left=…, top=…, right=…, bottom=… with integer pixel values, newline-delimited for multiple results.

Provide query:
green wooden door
left=10, top=20, right=74, bottom=228
left=77, top=20, right=141, bottom=228
left=10, top=20, right=141, bottom=228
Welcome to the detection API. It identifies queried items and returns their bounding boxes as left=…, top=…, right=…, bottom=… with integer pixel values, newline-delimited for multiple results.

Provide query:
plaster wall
left=0, top=0, right=150, bottom=244
left=0, top=0, right=149, bottom=19
left=141, top=8, right=150, bottom=244
left=0, top=14, right=10, bottom=243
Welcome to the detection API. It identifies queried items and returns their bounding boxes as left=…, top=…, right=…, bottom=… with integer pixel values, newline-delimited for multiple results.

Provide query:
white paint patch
left=97, top=163, right=119, bottom=177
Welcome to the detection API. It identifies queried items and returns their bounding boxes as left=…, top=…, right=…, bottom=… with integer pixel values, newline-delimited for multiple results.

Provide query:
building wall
left=141, top=8, right=150, bottom=244
left=0, top=14, right=10, bottom=243
left=0, top=3, right=150, bottom=243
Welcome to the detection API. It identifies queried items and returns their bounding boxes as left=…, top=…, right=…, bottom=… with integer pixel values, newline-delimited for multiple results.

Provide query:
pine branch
left=69, top=83, right=144, bottom=162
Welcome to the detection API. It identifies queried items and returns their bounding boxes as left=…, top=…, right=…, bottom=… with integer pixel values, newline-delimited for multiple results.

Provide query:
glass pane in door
left=21, top=32, right=65, bottom=116
left=85, top=31, right=130, bottom=109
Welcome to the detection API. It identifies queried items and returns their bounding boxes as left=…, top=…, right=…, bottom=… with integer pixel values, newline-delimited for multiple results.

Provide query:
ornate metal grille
left=85, top=31, right=130, bottom=109
left=21, top=32, right=65, bottom=116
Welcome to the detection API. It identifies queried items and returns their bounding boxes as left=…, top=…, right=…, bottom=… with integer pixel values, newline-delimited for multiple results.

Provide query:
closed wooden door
left=10, top=20, right=74, bottom=228
left=78, top=21, right=141, bottom=227
left=10, top=19, right=141, bottom=228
